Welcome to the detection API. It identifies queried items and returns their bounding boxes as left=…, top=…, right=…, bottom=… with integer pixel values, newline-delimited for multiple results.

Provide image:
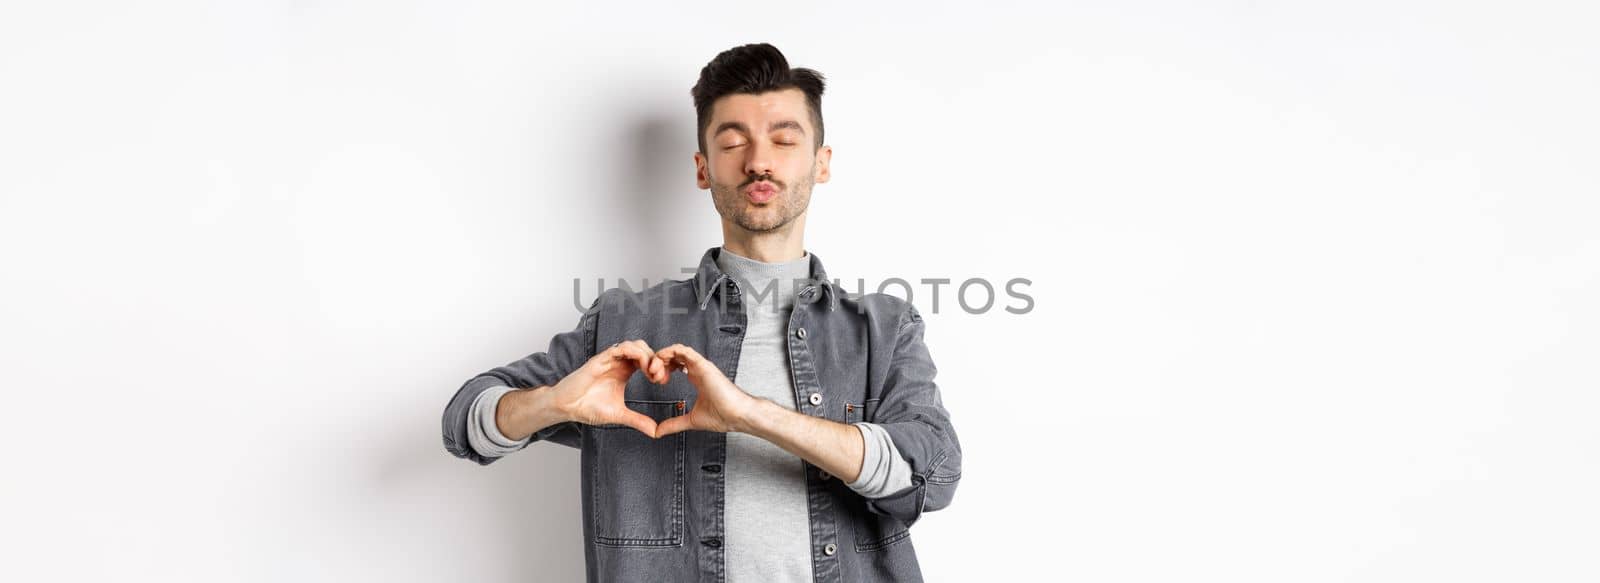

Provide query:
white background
left=3, top=1, right=1597, bottom=581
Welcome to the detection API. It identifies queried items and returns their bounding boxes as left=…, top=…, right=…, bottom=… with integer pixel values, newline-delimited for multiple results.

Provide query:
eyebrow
left=712, top=119, right=806, bottom=139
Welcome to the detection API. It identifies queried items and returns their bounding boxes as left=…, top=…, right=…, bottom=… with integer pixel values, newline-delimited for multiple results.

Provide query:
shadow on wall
left=414, top=101, right=700, bottom=580
left=628, top=112, right=707, bottom=279
left=610, top=102, right=711, bottom=283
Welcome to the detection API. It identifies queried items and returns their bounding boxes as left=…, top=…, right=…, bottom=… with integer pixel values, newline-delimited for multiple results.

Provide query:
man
left=441, top=43, right=962, bottom=583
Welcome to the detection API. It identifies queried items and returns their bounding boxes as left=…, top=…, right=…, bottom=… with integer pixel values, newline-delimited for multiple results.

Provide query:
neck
left=720, top=211, right=808, bottom=263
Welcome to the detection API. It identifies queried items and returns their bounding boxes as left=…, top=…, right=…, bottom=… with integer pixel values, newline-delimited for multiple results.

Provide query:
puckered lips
left=744, top=180, right=778, bottom=204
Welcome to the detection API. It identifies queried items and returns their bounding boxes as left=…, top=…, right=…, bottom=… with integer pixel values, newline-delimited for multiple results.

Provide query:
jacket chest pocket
left=843, top=398, right=879, bottom=424
left=590, top=399, right=686, bottom=548
left=841, top=398, right=911, bottom=551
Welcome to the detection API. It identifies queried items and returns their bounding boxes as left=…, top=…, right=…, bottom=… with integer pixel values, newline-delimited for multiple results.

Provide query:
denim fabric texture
left=441, top=246, right=963, bottom=582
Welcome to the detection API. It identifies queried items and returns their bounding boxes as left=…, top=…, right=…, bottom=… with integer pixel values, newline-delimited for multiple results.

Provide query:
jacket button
left=702, top=537, right=722, bottom=548
left=819, top=469, right=832, bottom=480
left=795, top=327, right=808, bottom=339
left=808, top=393, right=822, bottom=406
left=701, top=464, right=722, bottom=473
left=823, top=543, right=837, bottom=556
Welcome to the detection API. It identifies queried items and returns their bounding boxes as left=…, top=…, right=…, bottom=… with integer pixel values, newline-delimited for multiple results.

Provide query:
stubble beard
left=712, top=171, right=815, bottom=233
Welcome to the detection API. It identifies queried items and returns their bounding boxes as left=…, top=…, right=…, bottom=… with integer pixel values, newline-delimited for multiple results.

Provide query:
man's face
left=695, top=88, right=832, bottom=233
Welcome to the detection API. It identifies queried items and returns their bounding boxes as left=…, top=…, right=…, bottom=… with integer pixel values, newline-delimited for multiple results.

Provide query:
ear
left=694, top=150, right=711, bottom=189
left=814, top=145, right=832, bottom=184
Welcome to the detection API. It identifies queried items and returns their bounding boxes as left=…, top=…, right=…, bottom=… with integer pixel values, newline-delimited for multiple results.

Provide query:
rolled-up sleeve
left=466, top=384, right=533, bottom=458
left=863, top=303, right=963, bottom=526
left=441, top=295, right=604, bottom=465
left=846, top=422, right=916, bottom=498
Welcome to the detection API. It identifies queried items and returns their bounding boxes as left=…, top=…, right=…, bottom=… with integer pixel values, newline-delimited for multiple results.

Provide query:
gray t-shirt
left=718, top=248, right=815, bottom=582
left=468, top=247, right=913, bottom=582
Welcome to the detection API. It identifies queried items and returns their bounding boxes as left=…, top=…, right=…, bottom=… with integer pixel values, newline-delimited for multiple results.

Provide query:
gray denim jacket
left=441, top=247, right=963, bottom=582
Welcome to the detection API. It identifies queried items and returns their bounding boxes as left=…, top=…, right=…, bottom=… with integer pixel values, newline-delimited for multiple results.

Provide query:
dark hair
left=691, top=43, right=826, bottom=155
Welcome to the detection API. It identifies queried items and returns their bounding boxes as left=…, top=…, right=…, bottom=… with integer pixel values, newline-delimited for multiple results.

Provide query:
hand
left=654, top=344, right=761, bottom=437
left=550, top=339, right=669, bottom=436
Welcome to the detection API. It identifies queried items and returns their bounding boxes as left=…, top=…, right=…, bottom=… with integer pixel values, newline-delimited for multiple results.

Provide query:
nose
left=743, top=141, right=775, bottom=179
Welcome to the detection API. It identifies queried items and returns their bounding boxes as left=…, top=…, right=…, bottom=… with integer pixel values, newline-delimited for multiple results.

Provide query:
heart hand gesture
left=653, top=343, right=761, bottom=437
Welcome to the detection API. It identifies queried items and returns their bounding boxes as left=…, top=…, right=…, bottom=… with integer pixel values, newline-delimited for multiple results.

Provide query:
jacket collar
left=693, top=246, right=837, bottom=312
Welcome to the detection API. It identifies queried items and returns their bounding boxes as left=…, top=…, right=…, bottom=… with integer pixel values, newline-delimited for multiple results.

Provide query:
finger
left=656, top=344, right=702, bottom=374
left=611, top=341, right=653, bottom=375
left=629, top=340, right=663, bottom=382
left=655, top=414, right=693, bottom=438
left=627, top=340, right=667, bottom=384
left=590, top=342, right=631, bottom=375
left=653, top=345, right=679, bottom=372
left=648, top=355, right=667, bottom=384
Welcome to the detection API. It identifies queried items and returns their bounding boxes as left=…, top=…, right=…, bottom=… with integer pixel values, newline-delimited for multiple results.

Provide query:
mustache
left=741, top=174, right=782, bottom=189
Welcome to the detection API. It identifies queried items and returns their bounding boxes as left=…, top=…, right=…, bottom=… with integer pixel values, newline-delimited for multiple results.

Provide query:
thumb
left=655, top=414, right=693, bottom=438
left=618, top=410, right=658, bottom=437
